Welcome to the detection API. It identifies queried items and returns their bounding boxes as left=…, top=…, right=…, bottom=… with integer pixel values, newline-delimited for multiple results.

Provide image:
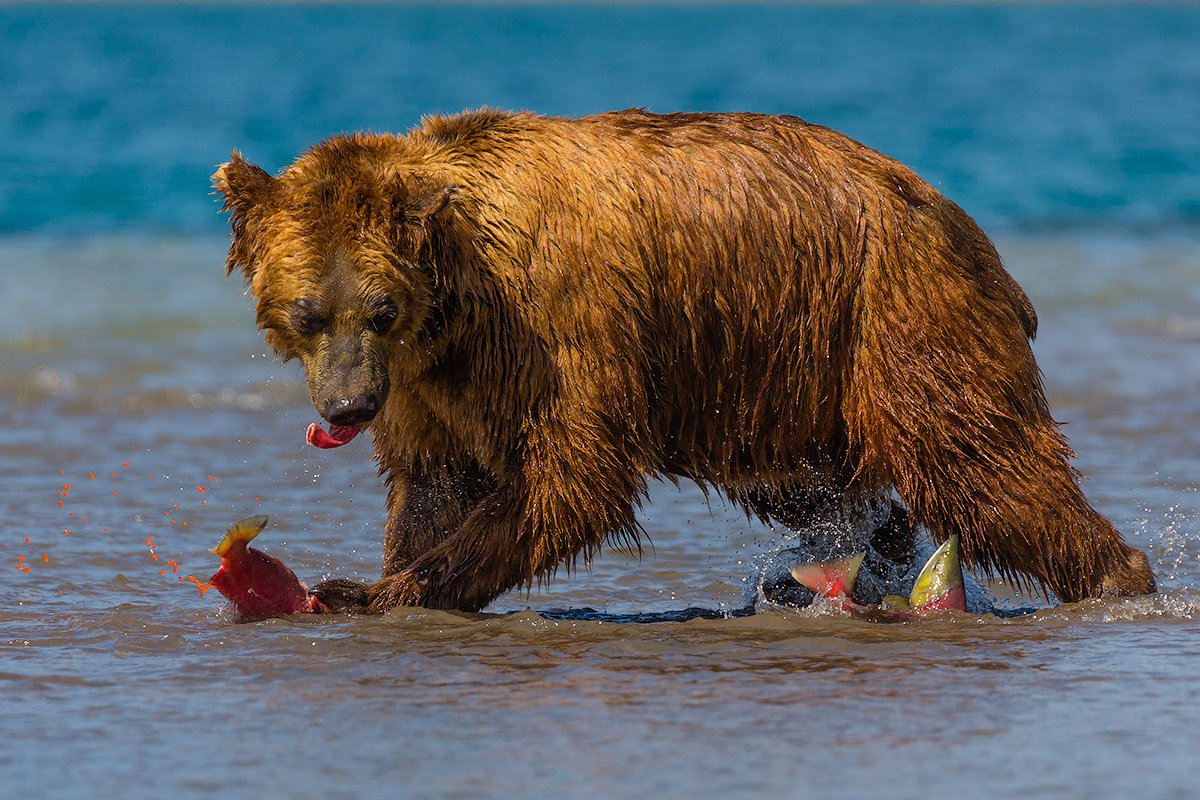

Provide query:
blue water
left=2, top=3, right=1198, bottom=235
left=3, top=5, right=1200, bottom=800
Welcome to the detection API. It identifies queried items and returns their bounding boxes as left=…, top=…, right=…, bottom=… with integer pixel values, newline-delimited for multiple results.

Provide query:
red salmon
left=210, top=515, right=328, bottom=616
left=790, top=535, right=967, bottom=617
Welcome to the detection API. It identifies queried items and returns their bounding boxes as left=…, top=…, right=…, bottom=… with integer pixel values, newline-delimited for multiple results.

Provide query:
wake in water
left=534, top=495, right=1042, bottom=624
left=749, top=495, right=993, bottom=609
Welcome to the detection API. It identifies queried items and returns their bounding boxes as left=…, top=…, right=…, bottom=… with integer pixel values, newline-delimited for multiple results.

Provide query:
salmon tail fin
left=790, top=552, right=865, bottom=598
left=910, top=535, right=966, bottom=611
left=212, top=515, right=270, bottom=557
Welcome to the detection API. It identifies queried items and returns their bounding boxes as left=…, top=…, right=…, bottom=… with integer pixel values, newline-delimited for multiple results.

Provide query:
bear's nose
left=325, top=395, right=380, bottom=427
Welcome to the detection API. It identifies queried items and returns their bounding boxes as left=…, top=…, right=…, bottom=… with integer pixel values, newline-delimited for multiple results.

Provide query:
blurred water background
left=2, top=4, right=1199, bottom=798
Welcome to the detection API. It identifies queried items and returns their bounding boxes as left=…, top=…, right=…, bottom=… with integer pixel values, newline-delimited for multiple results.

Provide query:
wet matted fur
left=214, top=109, right=1154, bottom=611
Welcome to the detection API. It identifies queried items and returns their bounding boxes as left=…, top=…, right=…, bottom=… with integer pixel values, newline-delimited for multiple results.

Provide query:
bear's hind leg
left=848, top=285, right=1154, bottom=601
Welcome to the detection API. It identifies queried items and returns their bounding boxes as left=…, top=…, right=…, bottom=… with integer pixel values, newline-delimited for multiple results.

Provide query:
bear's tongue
left=306, top=422, right=362, bottom=449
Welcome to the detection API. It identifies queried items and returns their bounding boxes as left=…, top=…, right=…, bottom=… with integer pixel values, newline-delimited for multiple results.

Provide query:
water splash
left=1140, top=488, right=1200, bottom=590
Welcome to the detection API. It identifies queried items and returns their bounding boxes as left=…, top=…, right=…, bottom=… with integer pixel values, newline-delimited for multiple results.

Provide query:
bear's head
left=212, top=138, right=462, bottom=442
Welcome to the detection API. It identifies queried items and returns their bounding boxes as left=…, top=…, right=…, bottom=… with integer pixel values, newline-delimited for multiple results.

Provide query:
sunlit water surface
left=3, top=4, right=1200, bottom=797
left=3, top=234, right=1199, bottom=798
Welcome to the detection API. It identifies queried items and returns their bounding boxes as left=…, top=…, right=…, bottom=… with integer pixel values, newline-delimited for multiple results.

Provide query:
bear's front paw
left=310, top=578, right=373, bottom=613
left=367, top=571, right=428, bottom=612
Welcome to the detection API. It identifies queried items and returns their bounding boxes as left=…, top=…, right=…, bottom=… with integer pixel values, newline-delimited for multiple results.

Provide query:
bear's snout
left=305, top=329, right=391, bottom=429
left=323, top=394, right=382, bottom=427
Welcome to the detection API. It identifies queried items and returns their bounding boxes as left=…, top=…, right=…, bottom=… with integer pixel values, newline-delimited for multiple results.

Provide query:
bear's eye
left=369, top=300, right=399, bottom=334
left=290, top=298, right=327, bottom=335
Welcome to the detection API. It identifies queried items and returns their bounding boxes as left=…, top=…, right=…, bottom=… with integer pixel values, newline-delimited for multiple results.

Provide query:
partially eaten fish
left=790, top=535, right=967, bottom=617
left=210, top=515, right=328, bottom=616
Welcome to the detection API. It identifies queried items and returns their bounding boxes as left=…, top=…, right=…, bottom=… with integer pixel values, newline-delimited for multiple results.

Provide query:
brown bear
left=213, top=108, right=1155, bottom=612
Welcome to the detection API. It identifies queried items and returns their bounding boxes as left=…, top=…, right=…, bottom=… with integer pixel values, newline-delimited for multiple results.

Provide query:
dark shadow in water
left=531, top=604, right=1038, bottom=624
left=535, top=605, right=758, bottom=624
left=990, top=607, right=1041, bottom=619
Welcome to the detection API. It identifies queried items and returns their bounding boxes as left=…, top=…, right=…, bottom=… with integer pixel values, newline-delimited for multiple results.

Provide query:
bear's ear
left=212, top=152, right=278, bottom=282
left=407, top=183, right=459, bottom=233
left=392, top=178, right=461, bottom=257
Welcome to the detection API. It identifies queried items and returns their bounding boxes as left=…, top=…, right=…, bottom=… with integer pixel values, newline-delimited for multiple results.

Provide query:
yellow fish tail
left=211, top=515, right=270, bottom=557
left=909, top=534, right=962, bottom=608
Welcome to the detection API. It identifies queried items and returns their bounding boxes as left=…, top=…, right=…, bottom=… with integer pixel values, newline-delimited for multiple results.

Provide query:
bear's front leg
left=380, top=460, right=496, bottom=576
left=367, top=481, right=532, bottom=612
left=367, top=446, right=644, bottom=612
left=309, top=460, right=494, bottom=612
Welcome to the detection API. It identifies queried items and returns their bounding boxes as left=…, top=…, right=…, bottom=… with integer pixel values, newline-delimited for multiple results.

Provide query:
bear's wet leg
left=850, top=344, right=1155, bottom=600
left=737, top=486, right=914, bottom=563
left=310, top=461, right=495, bottom=612
left=847, top=230, right=1156, bottom=602
left=309, top=579, right=371, bottom=612
left=734, top=485, right=825, bottom=532
left=380, top=460, right=495, bottom=577
left=366, top=475, right=640, bottom=612
left=868, top=502, right=915, bottom=564
left=366, top=419, right=646, bottom=611
left=744, top=485, right=916, bottom=606
left=858, top=400, right=1155, bottom=601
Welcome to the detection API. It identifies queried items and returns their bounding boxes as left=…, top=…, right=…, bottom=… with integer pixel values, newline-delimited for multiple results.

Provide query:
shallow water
left=10, top=598, right=1200, bottom=798
left=3, top=4, right=1200, bottom=799
left=5, top=232, right=1199, bottom=799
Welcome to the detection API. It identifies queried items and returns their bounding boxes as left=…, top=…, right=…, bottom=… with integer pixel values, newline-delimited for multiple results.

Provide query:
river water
left=3, top=5, right=1199, bottom=798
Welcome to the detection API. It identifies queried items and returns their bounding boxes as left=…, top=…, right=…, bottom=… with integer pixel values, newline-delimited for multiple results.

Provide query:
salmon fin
left=790, top=552, right=865, bottom=597
left=909, top=535, right=965, bottom=611
left=211, top=515, right=270, bottom=557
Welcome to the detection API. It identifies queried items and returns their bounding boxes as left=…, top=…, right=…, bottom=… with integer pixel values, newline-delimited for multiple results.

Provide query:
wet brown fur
left=214, top=109, right=1155, bottom=611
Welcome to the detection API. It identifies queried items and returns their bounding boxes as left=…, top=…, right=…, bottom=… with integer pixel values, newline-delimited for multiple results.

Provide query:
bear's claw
left=367, top=571, right=427, bottom=612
